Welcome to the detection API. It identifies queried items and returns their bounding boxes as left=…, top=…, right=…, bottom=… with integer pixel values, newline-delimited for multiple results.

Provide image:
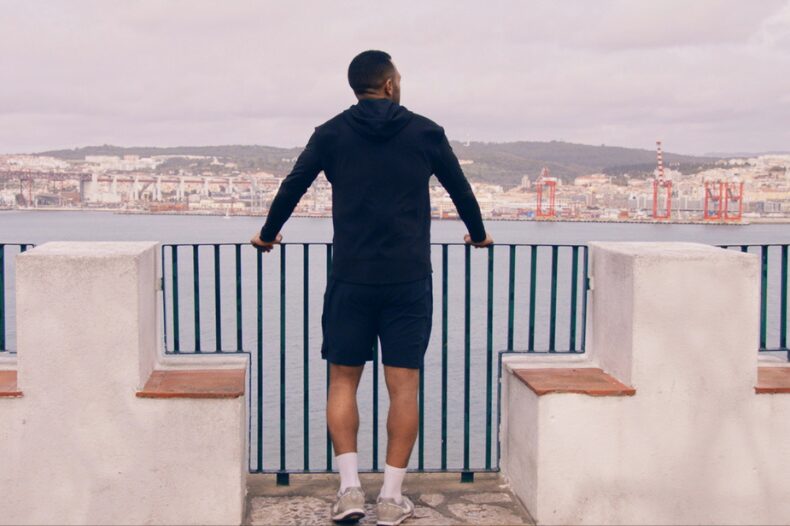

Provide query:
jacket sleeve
left=431, top=128, right=487, bottom=242
left=259, top=129, right=323, bottom=242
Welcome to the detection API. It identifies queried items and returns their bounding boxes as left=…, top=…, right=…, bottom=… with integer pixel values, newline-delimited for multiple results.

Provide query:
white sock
left=336, top=452, right=361, bottom=492
left=379, top=464, right=407, bottom=503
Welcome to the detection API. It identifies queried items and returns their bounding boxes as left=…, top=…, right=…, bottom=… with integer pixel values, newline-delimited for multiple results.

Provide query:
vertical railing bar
left=372, top=340, right=379, bottom=471
left=418, top=347, right=424, bottom=471
left=496, top=351, right=503, bottom=472
left=528, top=245, right=538, bottom=352
left=192, top=245, right=201, bottom=353
left=214, top=244, right=222, bottom=352
left=172, top=245, right=181, bottom=353
left=485, top=245, right=494, bottom=470
left=325, top=244, right=333, bottom=472
left=507, top=245, right=516, bottom=351
left=303, top=244, right=310, bottom=470
left=279, top=245, right=287, bottom=473
left=760, top=245, right=768, bottom=351
left=780, top=245, right=788, bottom=353
left=441, top=244, right=449, bottom=471
left=463, top=244, right=471, bottom=475
left=160, top=246, right=168, bottom=353
left=256, top=248, right=264, bottom=472
left=581, top=246, right=589, bottom=352
left=569, top=245, right=579, bottom=352
left=549, top=245, right=558, bottom=352
left=235, top=244, right=243, bottom=352
left=0, top=245, right=5, bottom=352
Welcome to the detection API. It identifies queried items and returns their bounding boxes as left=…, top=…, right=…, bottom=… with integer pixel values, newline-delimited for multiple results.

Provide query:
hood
left=342, top=98, right=414, bottom=142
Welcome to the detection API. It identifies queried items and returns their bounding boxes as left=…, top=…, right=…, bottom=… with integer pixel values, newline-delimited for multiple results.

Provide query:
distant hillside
left=37, top=144, right=304, bottom=176
left=37, top=141, right=719, bottom=188
left=705, top=150, right=790, bottom=158
left=450, top=140, right=717, bottom=186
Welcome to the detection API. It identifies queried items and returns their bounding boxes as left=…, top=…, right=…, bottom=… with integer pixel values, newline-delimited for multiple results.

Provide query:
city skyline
left=1, top=1, right=789, bottom=155
left=3, top=148, right=788, bottom=222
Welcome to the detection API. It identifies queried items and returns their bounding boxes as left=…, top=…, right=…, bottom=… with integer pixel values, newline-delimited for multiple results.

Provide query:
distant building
left=574, top=174, right=611, bottom=186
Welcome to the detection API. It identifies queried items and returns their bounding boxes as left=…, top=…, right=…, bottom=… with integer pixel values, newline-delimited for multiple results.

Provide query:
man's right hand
left=250, top=232, right=282, bottom=253
left=464, top=233, right=494, bottom=248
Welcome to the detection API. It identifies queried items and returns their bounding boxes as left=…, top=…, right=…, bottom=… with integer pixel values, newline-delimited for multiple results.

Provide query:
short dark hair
left=347, top=50, right=395, bottom=95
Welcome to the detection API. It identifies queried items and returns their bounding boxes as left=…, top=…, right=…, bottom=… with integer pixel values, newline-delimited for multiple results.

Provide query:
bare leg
left=327, top=363, right=365, bottom=455
left=383, top=365, right=420, bottom=468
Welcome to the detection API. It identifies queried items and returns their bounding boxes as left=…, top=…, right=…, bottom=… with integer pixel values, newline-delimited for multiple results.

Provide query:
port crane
left=704, top=178, right=744, bottom=222
left=535, top=167, right=557, bottom=219
left=652, top=140, right=672, bottom=220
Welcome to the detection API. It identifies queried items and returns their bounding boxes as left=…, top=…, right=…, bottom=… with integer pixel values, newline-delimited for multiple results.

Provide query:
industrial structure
left=704, top=179, right=744, bottom=222
left=535, top=167, right=557, bottom=218
left=651, top=140, right=673, bottom=220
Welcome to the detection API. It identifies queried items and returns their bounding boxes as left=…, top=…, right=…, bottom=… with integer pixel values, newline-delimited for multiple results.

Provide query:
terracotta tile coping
left=0, top=370, right=23, bottom=398
left=756, top=367, right=790, bottom=394
left=512, top=367, right=636, bottom=397
left=137, top=368, right=245, bottom=399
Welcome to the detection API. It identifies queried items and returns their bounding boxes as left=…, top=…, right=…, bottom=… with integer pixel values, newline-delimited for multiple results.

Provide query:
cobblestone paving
left=246, top=473, right=534, bottom=525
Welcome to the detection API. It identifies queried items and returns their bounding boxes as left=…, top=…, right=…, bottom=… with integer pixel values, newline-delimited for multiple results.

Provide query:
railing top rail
left=6, top=242, right=785, bottom=250
left=158, top=242, right=790, bottom=249
left=160, top=242, right=590, bottom=248
left=718, top=243, right=790, bottom=247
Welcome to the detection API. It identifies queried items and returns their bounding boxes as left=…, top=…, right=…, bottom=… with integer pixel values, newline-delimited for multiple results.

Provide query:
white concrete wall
left=501, top=242, right=790, bottom=525
left=0, top=242, right=248, bottom=526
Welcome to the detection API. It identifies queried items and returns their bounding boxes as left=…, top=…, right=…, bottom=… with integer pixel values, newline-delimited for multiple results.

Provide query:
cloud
left=0, top=0, right=788, bottom=154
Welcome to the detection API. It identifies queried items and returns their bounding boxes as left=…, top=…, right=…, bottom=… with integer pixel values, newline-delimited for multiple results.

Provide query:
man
left=251, top=50, right=492, bottom=526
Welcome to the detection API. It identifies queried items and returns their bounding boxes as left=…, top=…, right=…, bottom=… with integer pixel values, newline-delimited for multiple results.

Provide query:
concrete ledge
left=756, top=366, right=790, bottom=394
left=758, top=351, right=790, bottom=365
left=502, top=352, right=594, bottom=374
left=157, top=352, right=249, bottom=370
left=512, top=367, right=635, bottom=396
left=0, top=353, right=17, bottom=370
left=0, top=370, right=22, bottom=398
left=137, top=368, right=246, bottom=399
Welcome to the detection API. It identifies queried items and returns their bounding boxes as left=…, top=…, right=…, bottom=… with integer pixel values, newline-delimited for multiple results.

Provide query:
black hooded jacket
left=259, top=98, right=487, bottom=284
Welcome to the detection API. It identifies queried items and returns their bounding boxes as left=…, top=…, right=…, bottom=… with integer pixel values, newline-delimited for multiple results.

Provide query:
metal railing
left=718, top=244, right=789, bottom=355
left=2, top=241, right=787, bottom=479
left=160, top=242, right=589, bottom=480
left=0, top=243, right=34, bottom=354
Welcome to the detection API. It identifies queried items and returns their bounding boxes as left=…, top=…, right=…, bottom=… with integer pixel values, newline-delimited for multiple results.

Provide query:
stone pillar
left=501, top=242, right=790, bottom=525
left=588, top=242, right=759, bottom=391
left=0, top=242, right=247, bottom=525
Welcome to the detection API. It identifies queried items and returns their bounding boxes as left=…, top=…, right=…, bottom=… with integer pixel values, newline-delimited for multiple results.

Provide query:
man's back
left=251, top=50, right=492, bottom=525
left=259, top=98, right=487, bottom=284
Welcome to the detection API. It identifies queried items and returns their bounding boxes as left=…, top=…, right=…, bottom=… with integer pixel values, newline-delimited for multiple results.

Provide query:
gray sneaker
left=376, top=495, right=414, bottom=526
left=331, top=486, right=366, bottom=523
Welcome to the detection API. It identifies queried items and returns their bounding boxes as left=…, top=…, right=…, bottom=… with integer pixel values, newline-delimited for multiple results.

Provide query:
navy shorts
left=320, top=275, right=433, bottom=369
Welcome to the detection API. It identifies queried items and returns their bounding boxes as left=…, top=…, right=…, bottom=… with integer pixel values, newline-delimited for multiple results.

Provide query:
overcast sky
left=1, top=0, right=789, bottom=155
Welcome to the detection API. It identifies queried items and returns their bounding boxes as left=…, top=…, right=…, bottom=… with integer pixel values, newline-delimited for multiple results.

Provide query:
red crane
left=705, top=179, right=744, bottom=222
left=652, top=140, right=672, bottom=220
left=535, top=167, right=556, bottom=219
left=723, top=180, right=744, bottom=222
left=703, top=180, right=724, bottom=221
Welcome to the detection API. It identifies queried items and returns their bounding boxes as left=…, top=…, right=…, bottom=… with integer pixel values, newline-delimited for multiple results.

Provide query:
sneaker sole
left=332, top=508, right=366, bottom=523
left=377, top=509, right=414, bottom=526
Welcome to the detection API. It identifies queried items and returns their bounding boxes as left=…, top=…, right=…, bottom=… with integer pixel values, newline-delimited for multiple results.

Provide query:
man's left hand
left=250, top=232, right=282, bottom=253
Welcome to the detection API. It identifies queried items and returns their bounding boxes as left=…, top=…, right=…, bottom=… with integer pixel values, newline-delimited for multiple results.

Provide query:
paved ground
left=246, top=472, right=534, bottom=525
